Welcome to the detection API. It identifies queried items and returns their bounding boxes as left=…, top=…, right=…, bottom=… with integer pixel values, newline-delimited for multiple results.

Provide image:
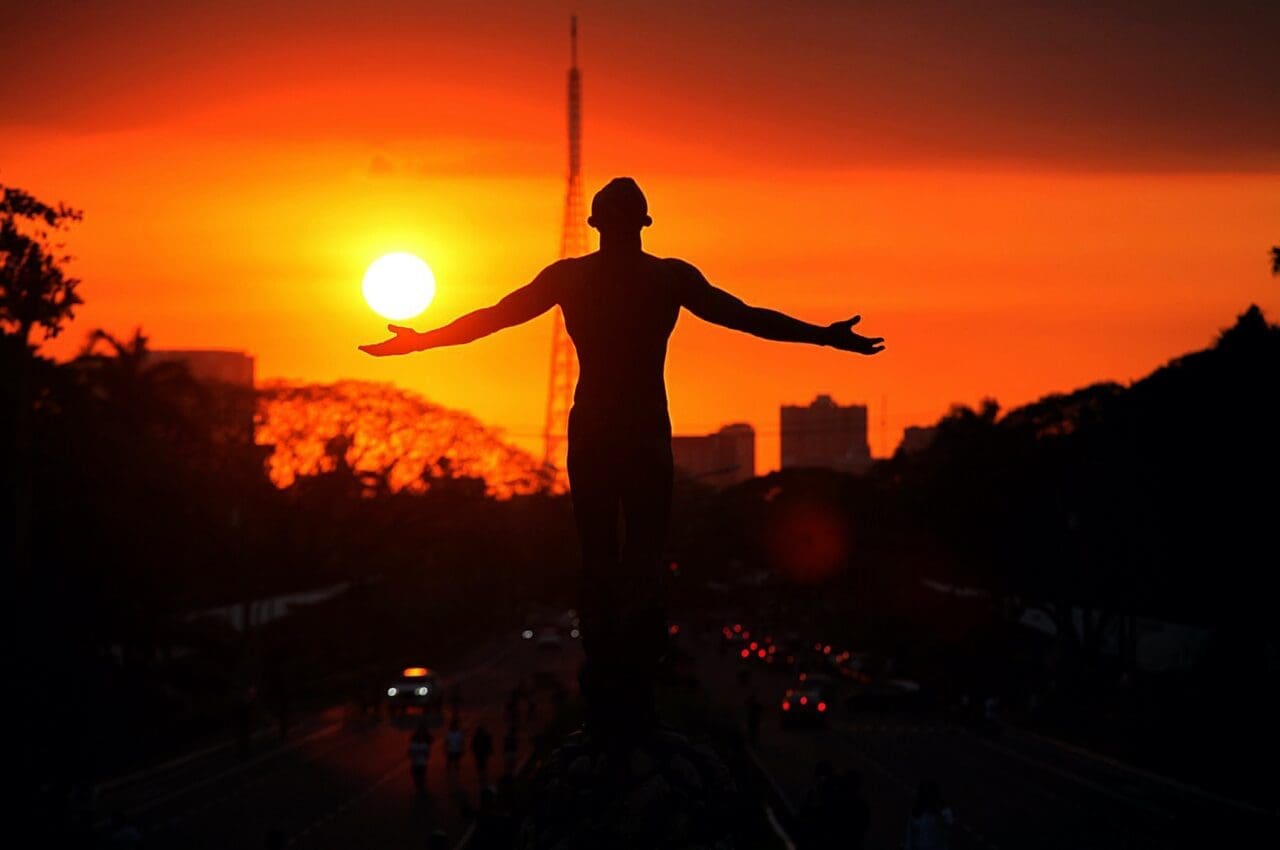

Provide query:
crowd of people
left=404, top=678, right=540, bottom=797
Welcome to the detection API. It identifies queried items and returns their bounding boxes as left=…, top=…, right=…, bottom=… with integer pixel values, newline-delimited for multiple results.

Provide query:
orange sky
left=5, top=1, right=1278, bottom=467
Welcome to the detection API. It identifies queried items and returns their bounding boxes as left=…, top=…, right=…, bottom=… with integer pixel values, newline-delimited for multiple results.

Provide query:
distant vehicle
left=780, top=673, right=833, bottom=729
left=535, top=626, right=564, bottom=650
left=385, top=667, right=442, bottom=715
left=828, top=650, right=873, bottom=684
left=556, top=609, right=581, bottom=631
left=748, top=635, right=783, bottom=667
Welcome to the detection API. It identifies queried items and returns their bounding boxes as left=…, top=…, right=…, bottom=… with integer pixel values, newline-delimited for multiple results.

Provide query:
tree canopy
left=0, top=184, right=83, bottom=345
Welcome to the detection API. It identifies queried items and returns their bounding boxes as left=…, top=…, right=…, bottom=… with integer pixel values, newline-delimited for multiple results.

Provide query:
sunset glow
left=4, top=2, right=1276, bottom=465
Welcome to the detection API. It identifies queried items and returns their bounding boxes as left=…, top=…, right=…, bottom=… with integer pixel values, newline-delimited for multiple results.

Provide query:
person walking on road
left=408, top=722, right=434, bottom=796
left=904, top=780, right=954, bottom=850
left=445, top=717, right=465, bottom=775
left=471, top=724, right=494, bottom=780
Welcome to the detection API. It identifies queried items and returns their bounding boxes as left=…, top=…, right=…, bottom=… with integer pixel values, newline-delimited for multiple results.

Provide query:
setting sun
left=362, top=252, right=436, bottom=320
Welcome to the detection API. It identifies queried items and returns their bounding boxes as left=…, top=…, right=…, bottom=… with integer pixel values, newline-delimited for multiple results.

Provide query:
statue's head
left=588, top=177, right=651, bottom=234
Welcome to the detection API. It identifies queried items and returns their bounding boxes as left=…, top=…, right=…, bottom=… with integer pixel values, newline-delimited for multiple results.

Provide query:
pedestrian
left=503, top=726, right=519, bottom=777
left=408, top=722, right=433, bottom=795
left=471, top=724, right=494, bottom=779
left=445, top=717, right=465, bottom=775
left=745, top=690, right=763, bottom=745
left=904, top=780, right=954, bottom=850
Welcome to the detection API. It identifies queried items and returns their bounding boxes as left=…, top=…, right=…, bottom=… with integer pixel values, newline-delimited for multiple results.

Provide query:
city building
left=780, top=394, right=871, bottom=474
left=898, top=425, right=938, bottom=456
left=671, top=423, right=755, bottom=488
left=149, top=349, right=256, bottom=443
left=149, top=349, right=255, bottom=388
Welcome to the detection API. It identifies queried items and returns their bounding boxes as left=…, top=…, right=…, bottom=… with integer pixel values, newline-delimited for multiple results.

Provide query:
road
left=95, top=626, right=1274, bottom=849
left=96, top=638, right=583, bottom=849
left=688, top=630, right=1275, bottom=850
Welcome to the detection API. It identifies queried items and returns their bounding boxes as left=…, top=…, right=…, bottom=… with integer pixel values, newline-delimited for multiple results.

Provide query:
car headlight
left=387, top=687, right=398, bottom=697
left=522, top=629, right=534, bottom=639
left=416, top=686, right=429, bottom=696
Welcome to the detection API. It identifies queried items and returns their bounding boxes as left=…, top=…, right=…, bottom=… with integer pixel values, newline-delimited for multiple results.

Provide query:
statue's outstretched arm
left=675, top=261, right=884, bottom=355
left=360, top=262, right=564, bottom=356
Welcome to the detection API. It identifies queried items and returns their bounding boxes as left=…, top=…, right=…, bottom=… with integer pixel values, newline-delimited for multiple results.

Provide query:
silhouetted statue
left=361, top=178, right=883, bottom=735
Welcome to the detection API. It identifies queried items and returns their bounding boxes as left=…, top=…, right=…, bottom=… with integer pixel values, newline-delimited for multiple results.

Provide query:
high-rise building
left=780, top=394, right=871, bottom=474
left=671, top=423, right=755, bottom=488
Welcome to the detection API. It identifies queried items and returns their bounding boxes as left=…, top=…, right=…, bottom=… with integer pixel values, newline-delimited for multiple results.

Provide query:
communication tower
left=543, top=15, right=588, bottom=471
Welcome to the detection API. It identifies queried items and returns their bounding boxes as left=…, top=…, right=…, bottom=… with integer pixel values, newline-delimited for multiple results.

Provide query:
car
left=385, top=666, right=443, bottom=715
left=780, top=673, right=834, bottom=729
left=535, top=626, right=564, bottom=650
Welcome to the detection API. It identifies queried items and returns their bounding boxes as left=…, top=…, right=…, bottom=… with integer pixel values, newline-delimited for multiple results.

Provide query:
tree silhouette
left=1, top=184, right=83, bottom=347
left=75, top=327, right=206, bottom=437
left=3, top=184, right=82, bottom=575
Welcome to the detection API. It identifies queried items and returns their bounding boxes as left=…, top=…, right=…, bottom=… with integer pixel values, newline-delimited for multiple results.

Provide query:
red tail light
left=757, top=649, right=766, bottom=658
left=781, top=701, right=791, bottom=711
left=740, top=649, right=750, bottom=658
left=817, top=701, right=828, bottom=712
left=799, top=696, right=808, bottom=705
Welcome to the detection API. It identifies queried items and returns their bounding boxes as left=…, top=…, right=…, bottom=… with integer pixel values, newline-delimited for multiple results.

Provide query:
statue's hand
left=359, top=324, right=424, bottom=357
left=824, top=315, right=885, bottom=355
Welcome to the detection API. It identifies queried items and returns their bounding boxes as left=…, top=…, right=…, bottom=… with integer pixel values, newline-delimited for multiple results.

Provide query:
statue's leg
left=566, top=432, right=630, bottom=732
left=604, top=432, right=674, bottom=731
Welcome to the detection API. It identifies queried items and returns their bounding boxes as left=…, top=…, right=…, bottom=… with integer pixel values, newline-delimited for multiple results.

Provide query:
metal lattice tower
left=543, top=15, right=588, bottom=471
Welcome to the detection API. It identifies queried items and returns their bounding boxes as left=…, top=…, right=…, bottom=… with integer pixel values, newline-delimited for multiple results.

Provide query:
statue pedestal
left=518, top=725, right=739, bottom=850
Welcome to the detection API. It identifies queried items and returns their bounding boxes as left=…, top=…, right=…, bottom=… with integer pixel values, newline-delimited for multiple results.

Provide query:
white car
left=535, top=626, right=564, bottom=650
left=385, top=667, right=442, bottom=713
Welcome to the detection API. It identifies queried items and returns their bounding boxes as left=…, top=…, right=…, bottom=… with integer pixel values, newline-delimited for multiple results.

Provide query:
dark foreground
left=689, top=626, right=1277, bottom=850
left=86, top=625, right=1275, bottom=850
